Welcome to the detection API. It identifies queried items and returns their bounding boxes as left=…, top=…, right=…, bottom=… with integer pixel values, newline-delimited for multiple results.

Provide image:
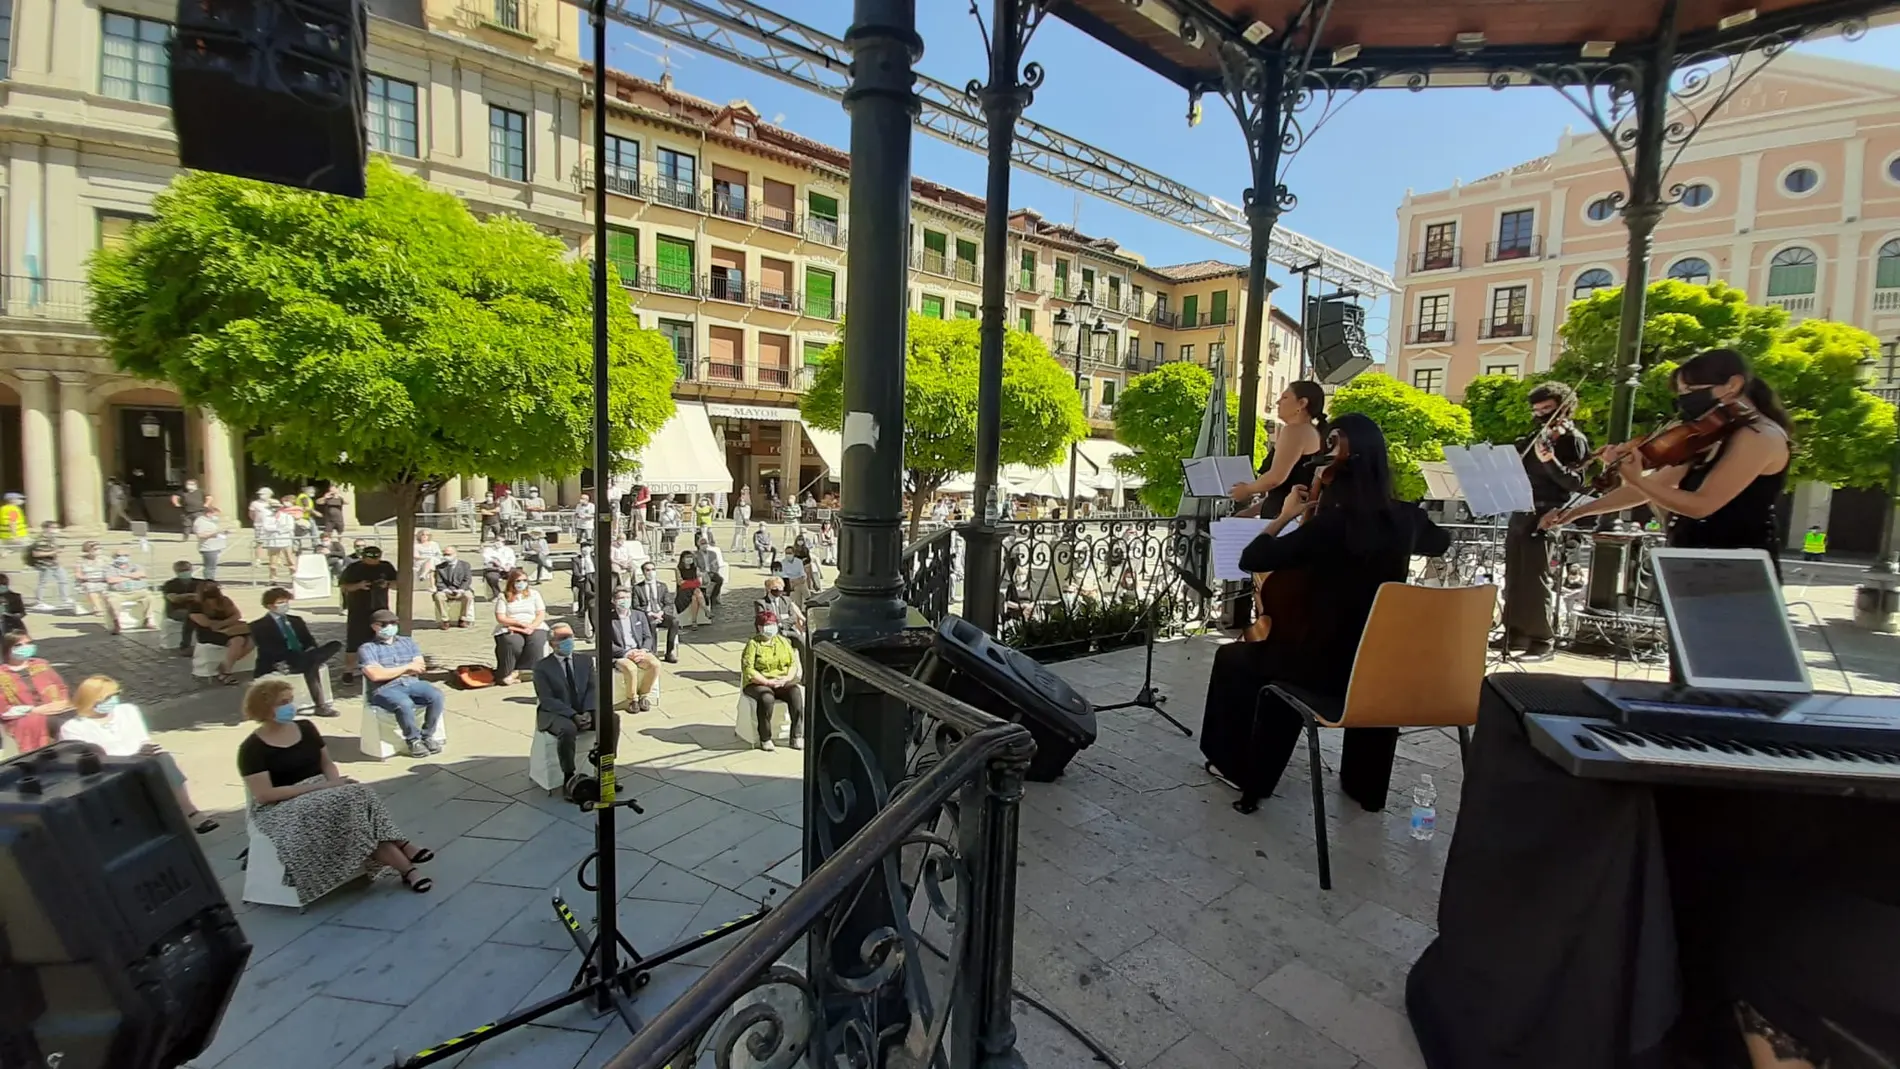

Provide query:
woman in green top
left=740, top=610, right=803, bottom=751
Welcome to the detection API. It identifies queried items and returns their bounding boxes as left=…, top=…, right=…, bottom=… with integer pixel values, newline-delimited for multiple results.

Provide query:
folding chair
left=1267, top=582, right=1495, bottom=890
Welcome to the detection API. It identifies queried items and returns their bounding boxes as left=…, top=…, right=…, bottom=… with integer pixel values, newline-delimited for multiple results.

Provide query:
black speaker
left=916, top=616, right=1096, bottom=781
left=0, top=743, right=250, bottom=1069
left=1306, top=296, right=1374, bottom=385
left=171, top=0, right=368, bottom=197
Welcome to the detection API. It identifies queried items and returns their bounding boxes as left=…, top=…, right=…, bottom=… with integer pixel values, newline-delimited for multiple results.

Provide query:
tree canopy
left=88, top=158, right=679, bottom=621
left=1329, top=373, right=1474, bottom=501
left=1109, top=361, right=1267, bottom=513
left=1463, top=279, right=1894, bottom=488
left=800, top=314, right=1087, bottom=533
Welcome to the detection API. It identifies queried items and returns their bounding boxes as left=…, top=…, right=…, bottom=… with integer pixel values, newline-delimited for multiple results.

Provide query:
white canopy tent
left=629, top=401, right=734, bottom=496
left=1074, top=439, right=1142, bottom=492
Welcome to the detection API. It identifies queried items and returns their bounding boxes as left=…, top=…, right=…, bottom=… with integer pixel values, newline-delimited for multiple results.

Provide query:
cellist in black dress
left=1200, top=413, right=1452, bottom=814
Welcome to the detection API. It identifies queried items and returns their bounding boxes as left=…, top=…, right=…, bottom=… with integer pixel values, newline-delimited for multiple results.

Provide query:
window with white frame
left=1488, top=285, right=1528, bottom=335
left=1766, top=247, right=1817, bottom=296
left=1484, top=363, right=1519, bottom=378
left=1874, top=239, right=1900, bottom=291
left=1414, top=293, right=1450, bottom=343
left=1412, top=366, right=1445, bottom=394
left=101, top=11, right=171, bottom=104
left=366, top=74, right=419, bottom=157
left=1572, top=268, right=1613, bottom=301
left=1667, top=257, right=1712, bottom=286
left=488, top=105, right=527, bottom=181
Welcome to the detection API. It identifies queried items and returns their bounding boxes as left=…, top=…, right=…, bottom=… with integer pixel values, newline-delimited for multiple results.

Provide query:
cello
left=1241, top=460, right=1335, bottom=644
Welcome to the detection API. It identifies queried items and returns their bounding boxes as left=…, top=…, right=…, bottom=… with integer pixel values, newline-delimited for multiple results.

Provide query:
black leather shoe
left=1516, top=645, right=1556, bottom=663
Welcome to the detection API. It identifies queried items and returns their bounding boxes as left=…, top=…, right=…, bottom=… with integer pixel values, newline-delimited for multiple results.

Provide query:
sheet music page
left=1213, top=455, right=1257, bottom=491
left=1181, top=456, right=1226, bottom=498
left=1210, top=517, right=1271, bottom=581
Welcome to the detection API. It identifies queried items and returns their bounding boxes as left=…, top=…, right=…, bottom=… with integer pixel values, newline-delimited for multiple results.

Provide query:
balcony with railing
left=1412, top=247, right=1463, bottom=272
left=711, top=189, right=749, bottom=222
left=1767, top=293, right=1817, bottom=319
left=952, top=259, right=978, bottom=284
left=650, top=177, right=704, bottom=212
left=602, top=169, right=639, bottom=198
left=1150, top=308, right=1180, bottom=328
left=704, top=356, right=746, bottom=383
left=805, top=293, right=842, bottom=321
left=756, top=286, right=799, bottom=313
left=669, top=341, right=696, bottom=380
left=1876, top=288, right=1900, bottom=313
left=1405, top=322, right=1456, bottom=345
left=647, top=268, right=697, bottom=298
left=756, top=364, right=792, bottom=387
left=756, top=203, right=797, bottom=234
left=704, top=273, right=748, bottom=305
left=803, top=215, right=845, bottom=247
left=1016, top=269, right=1038, bottom=293
left=1, top=277, right=92, bottom=324
left=914, top=249, right=949, bottom=276
left=1477, top=315, right=1534, bottom=340
left=1485, top=235, right=1544, bottom=263
left=1091, top=403, right=1115, bottom=422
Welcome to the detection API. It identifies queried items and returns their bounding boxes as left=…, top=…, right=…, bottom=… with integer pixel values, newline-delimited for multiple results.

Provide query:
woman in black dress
left=1228, top=381, right=1328, bottom=518
left=1199, top=413, right=1451, bottom=813
left=1541, top=347, right=1791, bottom=564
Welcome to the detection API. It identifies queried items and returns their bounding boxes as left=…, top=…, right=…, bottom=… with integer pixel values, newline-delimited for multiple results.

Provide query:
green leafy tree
left=801, top=314, right=1087, bottom=535
left=1110, top=361, right=1267, bottom=513
left=1754, top=321, right=1896, bottom=488
left=1329, top=373, right=1473, bottom=500
left=88, top=158, right=678, bottom=624
left=1460, top=374, right=1535, bottom=446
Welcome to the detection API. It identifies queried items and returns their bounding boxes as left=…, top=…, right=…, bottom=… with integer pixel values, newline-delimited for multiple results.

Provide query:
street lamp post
left=1856, top=337, right=1900, bottom=632
left=1054, top=305, right=1076, bottom=515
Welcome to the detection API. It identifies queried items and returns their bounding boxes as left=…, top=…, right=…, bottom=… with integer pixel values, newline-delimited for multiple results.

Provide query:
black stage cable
left=914, top=933, right=1129, bottom=1069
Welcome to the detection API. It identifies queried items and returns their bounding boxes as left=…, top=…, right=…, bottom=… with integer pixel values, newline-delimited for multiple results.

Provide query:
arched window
left=1666, top=258, right=1712, bottom=286
left=1766, top=247, right=1818, bottom=297
left=1573, top=268, right=1614, bottom=300
left=1679, top=182, right=1714, bottom=208
left=1876, top=238, right=1900, bottom=291
left=1585, top=197, right=1617, bottom=222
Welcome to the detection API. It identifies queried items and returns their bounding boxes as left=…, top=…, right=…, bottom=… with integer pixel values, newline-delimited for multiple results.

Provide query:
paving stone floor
left=17, top=528, right=1897, bottom=1069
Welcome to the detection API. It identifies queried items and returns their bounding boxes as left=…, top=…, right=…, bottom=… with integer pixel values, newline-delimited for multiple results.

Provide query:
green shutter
left=921, top=294, right=945, bottom=319
left=808, top=192, right=838, bottom=220
left=606, top=228, right=639, bottom=286
left=955, top=302, right=977, bottom=319
left=1054, top=260, right=1069, bottom=292
left=804, top=341, right=827, bottom=365
left=956, top=238, right=977, bottom=263
left=1019, top=251, right=1035, bottom=288
left=1878, top=248, right=1900, bottom=290
left=924, top=231, right=947, bottom=255
left=1181, top=294, right=1199, bottom=325
left=1210, top=290, right=1228, bottom=323
left=1018, top=308, right=1034, bottom=333
left=656, top=237, right=694, bottom=293
left=806, top=268, right=836, bottom=318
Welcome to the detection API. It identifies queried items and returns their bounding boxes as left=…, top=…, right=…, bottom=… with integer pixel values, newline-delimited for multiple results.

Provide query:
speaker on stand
left=1306, top=295, right=1375, bottom=385
left=914, top=616, right=1097, bottom=782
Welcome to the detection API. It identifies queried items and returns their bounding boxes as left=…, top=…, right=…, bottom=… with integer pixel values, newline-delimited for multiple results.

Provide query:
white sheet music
left=1441, top=444, right=1536, bottom=518
left=1210, top=517, right=1271, bottom=580
left=1182, top=455, right=1257, bottom=498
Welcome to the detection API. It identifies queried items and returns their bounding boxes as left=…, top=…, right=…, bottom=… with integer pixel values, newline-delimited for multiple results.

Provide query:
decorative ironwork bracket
left=964, top=0, right=1053, bottom=115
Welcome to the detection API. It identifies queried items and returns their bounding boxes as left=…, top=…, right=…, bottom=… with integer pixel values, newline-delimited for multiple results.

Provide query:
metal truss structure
left=605, top=0, right=1399, bottom=294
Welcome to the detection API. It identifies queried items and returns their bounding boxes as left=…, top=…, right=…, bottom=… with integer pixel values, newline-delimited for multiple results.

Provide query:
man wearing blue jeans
left=357, top=609, right=446, bottom=759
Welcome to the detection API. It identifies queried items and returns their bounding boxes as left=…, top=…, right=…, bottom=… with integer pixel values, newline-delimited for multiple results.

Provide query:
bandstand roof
left=1057, top=0, right=1900, bottom=89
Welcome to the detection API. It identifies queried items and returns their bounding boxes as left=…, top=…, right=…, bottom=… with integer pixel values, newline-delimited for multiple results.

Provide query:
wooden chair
left=1266, top=582, right=1496, bottom=890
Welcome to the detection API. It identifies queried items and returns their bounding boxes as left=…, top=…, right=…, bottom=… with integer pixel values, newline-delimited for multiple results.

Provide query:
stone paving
left=14, top=525, right=1898, bottom=1069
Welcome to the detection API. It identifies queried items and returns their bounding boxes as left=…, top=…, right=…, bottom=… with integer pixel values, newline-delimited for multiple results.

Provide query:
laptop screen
left=1653, top=551, right=1808, bottom=690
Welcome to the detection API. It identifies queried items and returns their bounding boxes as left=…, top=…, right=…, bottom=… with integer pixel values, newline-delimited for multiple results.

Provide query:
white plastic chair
left=254, top=666, right=334, bottom=714
left=192, top=642, right=256, bottom=679
left=357, top=691, right=448, bottom=761
left=529, top=728, right=597, bottom=792
left=291, top=553, right=331, bottom=602
left=242, top=813, right=302, bottom=909
left=733, top=686, right=802, bottom=747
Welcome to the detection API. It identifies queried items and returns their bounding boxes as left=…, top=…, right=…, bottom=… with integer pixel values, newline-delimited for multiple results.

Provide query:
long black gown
left=1198, top=501, right=1450, bottom=810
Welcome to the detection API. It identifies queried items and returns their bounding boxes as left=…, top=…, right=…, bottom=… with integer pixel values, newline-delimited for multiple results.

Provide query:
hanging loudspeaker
left=1306, top=295, right=1375, bottom=385
left=171, top=0, right=369, bottom=197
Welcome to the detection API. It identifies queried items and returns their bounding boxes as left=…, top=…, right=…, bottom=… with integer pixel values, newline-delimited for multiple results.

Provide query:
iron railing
left=804, top=215, right=845, bottom=246
left=650, top=177, right=704, bottom=212
left=914, top=249, right=949, bottom=276
left=711, top=189, right=749, bottom=221
left=1150, top=308, right=1179, bottom=328
left=1412, top=247, right=1462, bottom=272
left=756, top=204, right=797, bottom=233
left=670, top=342, right=697, bottom=380
left=1478, top=316, right=1534, bottom=340
left=951, top=259, right=978, bottom=284
left=1485, top=236, right=1543, bottom=262
left=900, top=525, right=960, bottom=625
left=1, top=277, right=91, bottom=323
left=1406, top=322, right=1455, bottom=345
left=704, top=273, right=748, bottom=304
left=704, top=358, right=746, bottom=383
left=603, top=171, right=640, bottom=198
left=607, top=638, right=1035, bottom=1069
left=756, top=286, right=799, bottom=313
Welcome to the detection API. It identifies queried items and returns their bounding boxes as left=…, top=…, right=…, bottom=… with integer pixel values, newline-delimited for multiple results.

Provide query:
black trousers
left=495, top=630, right=547, bottom=678
left=704, top=572, right=724, bottom=608
left=745, top=683, right=804, bottom=741
left=1198, top=640, right=1398, bottom=812
left=262, top=641, right=342, bottom=707
left=483, top=567, right=507, bottom=599
left=1502, top=512, right=1557, bottom=647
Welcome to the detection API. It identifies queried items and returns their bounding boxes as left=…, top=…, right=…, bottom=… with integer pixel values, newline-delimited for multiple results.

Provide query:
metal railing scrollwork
left=899, top=525, right=959, bottom=624
left=603, top=640, right=1035, bottom=1069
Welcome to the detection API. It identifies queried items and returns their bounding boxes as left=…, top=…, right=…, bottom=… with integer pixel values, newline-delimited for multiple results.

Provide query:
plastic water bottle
left=1410, top=775, right=1438, bottom=841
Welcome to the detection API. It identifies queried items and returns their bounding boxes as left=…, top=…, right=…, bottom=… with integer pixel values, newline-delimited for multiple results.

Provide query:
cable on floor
left=916, top=932, right=1129, bottom=1068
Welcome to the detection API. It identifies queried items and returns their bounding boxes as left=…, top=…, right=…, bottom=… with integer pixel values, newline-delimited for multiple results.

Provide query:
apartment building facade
left=0, top=0, right=591, bottom=528
left=1390, top=55, right=1900, bottom=400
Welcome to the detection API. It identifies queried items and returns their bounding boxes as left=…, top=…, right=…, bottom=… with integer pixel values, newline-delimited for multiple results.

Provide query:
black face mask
left=1675, top=387, right=1719, bottom=421
left=1532, top=411, right=1555, bottom=426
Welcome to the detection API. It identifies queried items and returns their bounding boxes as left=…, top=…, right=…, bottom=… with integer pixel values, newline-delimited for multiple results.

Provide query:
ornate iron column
left=1605, top=1, right=1679, bottom=447
left=1225, top=51, right=1286, bottom=465
left=806, top=0, right=919, bottom=1054
left=962, top=0, right=1049, bottom=633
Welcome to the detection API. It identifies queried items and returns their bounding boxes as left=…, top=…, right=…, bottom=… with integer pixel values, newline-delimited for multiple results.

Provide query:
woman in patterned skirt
left=238, top=678, right=434, bottom=905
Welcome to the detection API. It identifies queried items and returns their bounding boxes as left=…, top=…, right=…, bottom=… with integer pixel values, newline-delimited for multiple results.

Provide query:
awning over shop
left=1074, top=438, right=1142, bottom=489
left=803, top=422, right=842, bottom=473
left=631, top=401, right=734, bottom=495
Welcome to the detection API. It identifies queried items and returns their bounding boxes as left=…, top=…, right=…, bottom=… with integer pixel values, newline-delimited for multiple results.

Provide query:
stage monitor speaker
left=170, top=0, right=369, bottom=197
left=1306, top=296, right=1375, bottom=385
left=0, top=743, right=250, bottom=1069
left=915, top=615, right=1096, bottom=782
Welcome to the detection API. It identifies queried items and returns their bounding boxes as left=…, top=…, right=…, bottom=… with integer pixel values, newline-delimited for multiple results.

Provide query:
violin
left=1589, top=397, right=1760, bottom=493
left=1243, top=460, right=1336, bottom=644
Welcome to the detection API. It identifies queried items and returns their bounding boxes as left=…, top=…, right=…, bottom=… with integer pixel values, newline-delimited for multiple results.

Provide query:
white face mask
left=761, top=624, right=780, bottom=638
left=514, top=580, right=529, bottom=591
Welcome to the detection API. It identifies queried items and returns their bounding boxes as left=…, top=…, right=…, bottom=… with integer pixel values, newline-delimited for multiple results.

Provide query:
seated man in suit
left=533, top=622, right=607, bottom=796
left=628, top=561, right=680, bottom=664
left=432, top=546, right=476, bottom=629
left=250, top=586, right=342, bottom=718
left=606, top=586, right=661, bottom=712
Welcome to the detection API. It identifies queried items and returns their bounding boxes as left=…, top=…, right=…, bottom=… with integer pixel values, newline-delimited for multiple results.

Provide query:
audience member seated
left=72, top=541, right=114, bottom=627
left=629, top=561, right=680, bottom=663
left=570, top=546, right=597, bottom=639
left=189, top=582, right=254, bottom=685
left=675, top=551, right=708, bottom=628
left=754, top=577, right=806, bottom=652
left=740, top=610, right=803, bottom=752
left=694, top=533, right=727, bottom=611
left=105, top=550, right=160, bottom=632
left=0, top=572, right=25, bottom=635
left=62, top=675, right=217, bottom=833
left=606, top=587, right=661, bottom=712
left=159, top=562, right=200, bottom=655
left=481, top=537, right=518, bottom=600
left=238, top=677, right=434, bottom=903
left=521, top=530, right=551, bottom=583
left=432, top=546, right=476, bottom=629
left=0, top=630, right=71, bottom=751
left=534, top=623, right=613, bottom=799
left=357, top=609, right=445, bottom=759
left=493, top=567, right=548, bottom=685
left=609, top=533, right=647, bottom=588
left=250, top=587, right=342, bottom=718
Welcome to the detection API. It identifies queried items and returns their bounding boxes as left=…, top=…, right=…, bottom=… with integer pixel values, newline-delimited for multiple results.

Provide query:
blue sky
left=600, top=7, right=1900, bottom=345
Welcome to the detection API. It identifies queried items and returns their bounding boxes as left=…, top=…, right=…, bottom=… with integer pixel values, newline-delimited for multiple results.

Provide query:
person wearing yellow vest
left=0, top=494, right=27, bottom=546
left=1802, top=525, right=1827, bottom=562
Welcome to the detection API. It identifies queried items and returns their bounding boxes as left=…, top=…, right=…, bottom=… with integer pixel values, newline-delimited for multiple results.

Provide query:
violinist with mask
left=1541, top=348, right=1791, bottom=569
left=1500, top=382, right=1589, bottom=662
left=1200, top=414, right=1452, bottom=814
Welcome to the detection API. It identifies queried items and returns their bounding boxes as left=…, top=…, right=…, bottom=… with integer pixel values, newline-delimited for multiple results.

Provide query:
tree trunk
left=392, top=480, right=419, bottom=631
left=907, top=473, right=944, bottom=541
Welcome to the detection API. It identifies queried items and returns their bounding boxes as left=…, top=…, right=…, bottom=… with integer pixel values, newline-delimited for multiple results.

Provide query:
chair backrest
left=1338, top=582, right=1496, bottom=729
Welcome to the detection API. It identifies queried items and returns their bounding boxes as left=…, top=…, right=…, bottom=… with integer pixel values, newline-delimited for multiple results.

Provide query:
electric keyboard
left=1493, top=675, right=1900, bottom=800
